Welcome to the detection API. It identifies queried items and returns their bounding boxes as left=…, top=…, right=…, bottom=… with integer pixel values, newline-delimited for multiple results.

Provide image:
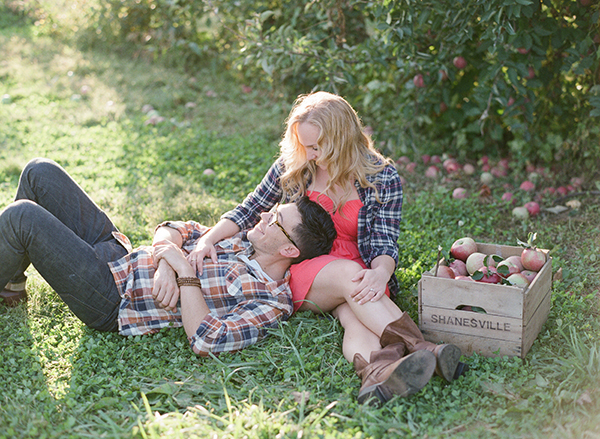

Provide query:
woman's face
left=296, top=122, right=324, bottom=167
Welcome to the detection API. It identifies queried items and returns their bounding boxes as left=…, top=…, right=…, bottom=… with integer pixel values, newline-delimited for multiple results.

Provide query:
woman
left=190, top=92, right=462, bottom=405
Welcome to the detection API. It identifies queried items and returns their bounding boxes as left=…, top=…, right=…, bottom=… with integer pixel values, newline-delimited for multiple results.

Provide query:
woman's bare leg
left=298, top=259, right=403, bottom=345
left=332, top=303, right=381, bottom=362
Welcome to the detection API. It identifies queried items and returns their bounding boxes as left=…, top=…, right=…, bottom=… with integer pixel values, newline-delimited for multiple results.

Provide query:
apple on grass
left=450, top=237, right=478, bottom=262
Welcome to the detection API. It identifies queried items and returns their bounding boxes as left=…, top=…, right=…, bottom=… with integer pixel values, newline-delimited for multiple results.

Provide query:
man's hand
left=152, top=259, right=180, bottom=311
left=187, top=238, right=218, bottom=275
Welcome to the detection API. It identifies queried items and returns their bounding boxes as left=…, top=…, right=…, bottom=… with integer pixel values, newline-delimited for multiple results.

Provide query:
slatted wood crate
left=418, top=243, right=552, bottom=358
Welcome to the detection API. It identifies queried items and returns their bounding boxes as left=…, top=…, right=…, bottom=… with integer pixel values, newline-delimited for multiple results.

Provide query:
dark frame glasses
left=268, top=203, right=298, bottom=248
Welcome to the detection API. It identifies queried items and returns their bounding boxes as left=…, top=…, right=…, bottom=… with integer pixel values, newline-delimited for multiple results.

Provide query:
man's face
left=247, top=203, right=301, bottom=256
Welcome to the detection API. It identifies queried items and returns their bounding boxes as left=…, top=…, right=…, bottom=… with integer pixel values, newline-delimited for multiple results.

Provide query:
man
left=0, top=158, right=336, bottom=355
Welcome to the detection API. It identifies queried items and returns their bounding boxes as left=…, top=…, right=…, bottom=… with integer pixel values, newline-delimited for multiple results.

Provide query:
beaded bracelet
left=176, top=277, right=202, bottom=288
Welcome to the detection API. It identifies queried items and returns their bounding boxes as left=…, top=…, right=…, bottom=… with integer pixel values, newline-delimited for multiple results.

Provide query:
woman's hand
left=152, top=259, right=180, bottom=311
left=187, top=238, right=218, bottom=275
left=350, top=267, right=390, bottom=304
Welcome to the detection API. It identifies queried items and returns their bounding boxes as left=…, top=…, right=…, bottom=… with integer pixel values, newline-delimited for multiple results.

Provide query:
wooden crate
left=418, top=243, right=552, bottom=358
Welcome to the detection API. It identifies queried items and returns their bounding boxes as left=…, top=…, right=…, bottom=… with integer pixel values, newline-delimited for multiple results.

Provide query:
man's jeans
left=0, top=158, right=128, bottom=331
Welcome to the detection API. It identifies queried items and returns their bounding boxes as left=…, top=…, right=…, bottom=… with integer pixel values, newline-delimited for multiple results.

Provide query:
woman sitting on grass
left=187, top=91, right=464, bottom=405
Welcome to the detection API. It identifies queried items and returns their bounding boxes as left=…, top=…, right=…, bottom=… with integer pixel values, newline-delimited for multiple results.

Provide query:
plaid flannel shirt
left=221, top=157, right=403, bottom=295
left=108, top=221, right=293, bottom=355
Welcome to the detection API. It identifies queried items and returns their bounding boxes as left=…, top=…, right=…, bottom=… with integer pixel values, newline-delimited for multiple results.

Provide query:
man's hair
left=291, top=196, right=337, bottom=264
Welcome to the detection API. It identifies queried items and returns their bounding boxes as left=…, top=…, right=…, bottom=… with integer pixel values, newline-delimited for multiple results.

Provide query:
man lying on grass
left=0, top=158, right=336, bottom=356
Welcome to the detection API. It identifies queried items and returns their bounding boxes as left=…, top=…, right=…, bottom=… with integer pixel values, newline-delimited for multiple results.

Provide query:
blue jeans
left=0, top=158, right=128, bottom=331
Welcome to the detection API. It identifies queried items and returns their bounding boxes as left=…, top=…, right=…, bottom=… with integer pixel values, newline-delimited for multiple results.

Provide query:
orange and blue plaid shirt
left=108, top=221, right=293, bottom=355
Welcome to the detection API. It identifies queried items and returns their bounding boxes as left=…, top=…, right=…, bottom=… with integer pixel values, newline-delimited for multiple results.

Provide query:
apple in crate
left=473, top=266, right=501, bottom=284
left=521, top=270, right=538, bottom=283
left=436, top=266, right=456, bottom=279
left=522, top=247, right=546, bottom=271
left=466, top=252, right=487, bottom=275
left=450, top=237, right=478, bottom=262
left=507, top=273, right=530, bottom=287
left=449, top=259, right=468, bottom=277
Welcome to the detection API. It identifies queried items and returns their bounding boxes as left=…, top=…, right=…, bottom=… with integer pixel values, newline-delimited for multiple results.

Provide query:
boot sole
left=357, top=350, right=436, bottom=406
left=436, top=344, right=462, bottom=382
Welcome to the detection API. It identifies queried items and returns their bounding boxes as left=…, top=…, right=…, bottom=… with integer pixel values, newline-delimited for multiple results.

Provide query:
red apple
left=453, top=188, right=467, bottom=199
left=522, top=248, right=546, bottom=271
left=506, top=273, right=530, bottom=287
left=425, top=166, right=439, bottom=178
left=520, top=180, right=536, bottom=191
left=474, top=266, right=501, bottom=284
left=436, top=266, right=456, bottom=279
left=521, top=270, right=538, bottom=283
left=451, top=237, right=478, bottom=262
left=501, top=192, right=514, bottom=203
left=517, top=48, right=530, bottom=54
left=496, top=260, right=520, bottom=278
left=453, top=56, right=467, bottom=70
left=421, top=154, right=431, bottom=164
left=557, top=186, right=568, bottom=196
left=507, top=96, right=515, bottom=106
left=463, top=163, right=475, bottom=175
left=524, top=201, right=540, bottom=217
left=431, top=155, right=442, bottom=164
left=505, top=255, right=524, bottom=272
left=466, top=252, right=487, bottom=275
left=455, top=276, right=474, bottom=282
left=413, top=74, right=425, bottom=88
left=449, top=259, right=468, bottom=277
left=439, top=102, right=448, bottom=113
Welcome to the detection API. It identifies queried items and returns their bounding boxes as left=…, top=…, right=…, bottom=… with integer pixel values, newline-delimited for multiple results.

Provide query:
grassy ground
left=2, top=9, right=600, bottom=439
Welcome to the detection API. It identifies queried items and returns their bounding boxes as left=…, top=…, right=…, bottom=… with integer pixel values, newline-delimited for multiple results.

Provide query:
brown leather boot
left=0, top=280, right=27, bottom=307
left=380, top=312, right=461, bottom=382
left=354, top=342, right=436, bottom=406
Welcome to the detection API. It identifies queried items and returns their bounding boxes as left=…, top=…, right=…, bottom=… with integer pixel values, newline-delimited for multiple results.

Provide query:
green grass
left=2, top=9, right=600, bottom=439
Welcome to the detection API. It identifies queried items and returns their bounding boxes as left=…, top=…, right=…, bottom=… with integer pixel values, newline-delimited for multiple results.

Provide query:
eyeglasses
left=268, top=204, right=298, bottom=248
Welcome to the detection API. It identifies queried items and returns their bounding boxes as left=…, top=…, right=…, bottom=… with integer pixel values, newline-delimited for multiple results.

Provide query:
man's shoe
left=0, top=281, right=27, bottom=307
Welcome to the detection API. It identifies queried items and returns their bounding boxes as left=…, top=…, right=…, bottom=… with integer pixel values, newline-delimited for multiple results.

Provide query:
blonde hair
left=279, top=91, right=392, bottom=211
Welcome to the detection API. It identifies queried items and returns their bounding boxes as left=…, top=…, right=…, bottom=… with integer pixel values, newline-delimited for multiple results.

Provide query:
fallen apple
left=480, top=172, right=494, bottom=185
left=524, top=201, right=540, bottom=217
left=452, top=188, right=467, bottom=199
left=450, top=237, right=478, bottom=262
left=520, top=180, right=536, bottom=191
left=425, top=166, right=439, bottom=178
left=463, top=163, right=476, bottom=175
left=512, top=206, right=529, bottom=220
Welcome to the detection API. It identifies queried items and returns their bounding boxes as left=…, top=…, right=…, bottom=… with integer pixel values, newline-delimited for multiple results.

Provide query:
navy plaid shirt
left=221, top=158, right=403, bottom=295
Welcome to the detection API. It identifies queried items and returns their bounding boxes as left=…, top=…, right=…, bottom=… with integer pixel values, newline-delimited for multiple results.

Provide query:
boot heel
left=436, top=344, right=462, bottom=382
